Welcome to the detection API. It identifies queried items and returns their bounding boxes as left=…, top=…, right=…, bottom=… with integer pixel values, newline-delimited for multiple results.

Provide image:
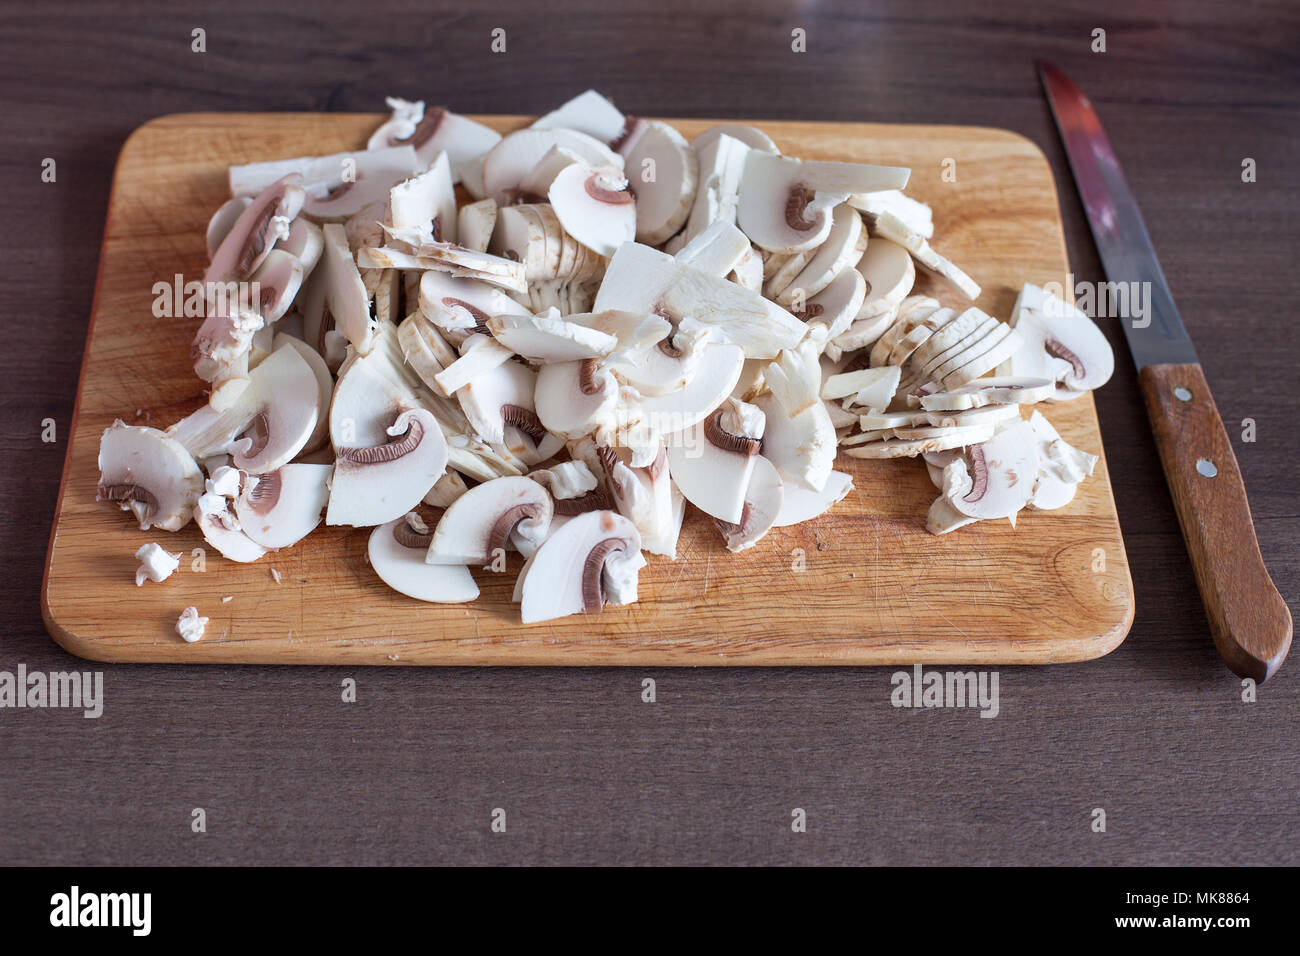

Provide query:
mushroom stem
left=704, top=409, right=761, bottom=457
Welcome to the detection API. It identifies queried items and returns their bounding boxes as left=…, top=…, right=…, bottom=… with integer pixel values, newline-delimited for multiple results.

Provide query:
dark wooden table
left=2, top=0, right=1296, bottom=866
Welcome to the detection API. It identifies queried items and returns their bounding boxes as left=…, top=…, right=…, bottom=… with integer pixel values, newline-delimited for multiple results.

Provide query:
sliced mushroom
left=621, top=121, right=698, bottom=245
left=206, top=196, right=251, bottom=260
left=518, top=510, right=642, bottom=623
left=869, top=210, right=981, bottom=300
left=276, top=216, right=324, bottom=275
left=681, top=132, right=751, bottom=245
left=234, top=462, right=331, bottom=548
left=327, top=406, right=449, bottom=527
left=482, top=127, right=623, bottom=205
left=531, top=89, right=627, bottom=144
left=194, top=503, right=268, bottom=563
left=800, top=264, right=867, bottom=340
left=691, top=123, right=779, bottom=156
left=715, top=453, right=783, bottom=552
left=426, top=476, right=553, bottom=565
left=1024, top=410, right=1098, bottom=510
left=914, top=376, right=1057, bottom=411
left=487, top=310, right=618, bottom=362
left=97, top=421, right=204, bottom=531
left=593, top=241, right=806, bottom=359
left=388, top=153, right=458, bottom=244
left=941, top=419, right=1039, bottom=523
left=369, top=100, right=502, bottom=186
left=534, top=358, right=621, bottom=439
left=773, top=469, right=853, bottom=527
left=597, top=443, right=678, bottom=557
left=674, top=220, right=752, bottom=278
left=665, top=397, right=763, bottom=523
left=247, top=249, right=304, bottom=324
left=168, top=342, right=322, bottom=473
left=822, top=365, right=901, bottom=411
left=1007, top=283, right=1114, bottom=396
left=547, top=162, right=636, bottom=257
left=848, top=189, right=933, bottom=238
left=855, top=234, right=915, bottom=318
left=417, top=270, right=530, bottom=338
left=457, top=198, right=498, bottom=253
left=318, top=223, right=377, bottom=355
left=368, top=515, right=480, bottom=602
left=274, top=334, right=333, bottom=454
left=737, top=152, right=909, bottom=254
left=754, top=342, right=837, bottom=490
left=776, top=204, right=867, bottom=306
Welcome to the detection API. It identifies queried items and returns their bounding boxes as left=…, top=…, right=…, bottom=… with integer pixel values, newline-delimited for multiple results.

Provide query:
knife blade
left=1038, top=60, right=1292, bottom=680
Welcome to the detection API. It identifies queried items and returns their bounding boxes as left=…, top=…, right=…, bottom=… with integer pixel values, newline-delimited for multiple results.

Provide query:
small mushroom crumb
left=221, top=595, right=233, bottom=603
left=134, top=542, right=180, bottom=586
left=176, top=606, right=208, bottom=643
left=270, top=567, right=282, bottom=583
left=403, top=511, right=430, bottom=535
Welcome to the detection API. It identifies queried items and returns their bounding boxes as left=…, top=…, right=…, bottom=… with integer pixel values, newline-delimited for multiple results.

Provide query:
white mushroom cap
left=368, top=517, right=480, bottom=603
left=97, top=421, right=204, bottom=532
left=326, top=407, right=449, bottom=528
left=194, top=504, right=268, bottom=563
left=418, top=270, right=530, bottom=336
left=738, top=153, right=909, bottom=254
left=547, top=162, right=636, bottom=257
left=206, top=196, right=251, bottom=260
left=234, top=462, right=332, bottom=549
left=426, top=476, right=553, bottom=565
left=622, top=121, right=698, bottom=245
left=1007, top=283, right=1114, bottom=395
left=519, top=510, right=642, bottom=623
left=691, top=123, right=779, bottom=155
left=715, top=453, right=783, bottom=552
left=482, top=127, right=623, bottom=205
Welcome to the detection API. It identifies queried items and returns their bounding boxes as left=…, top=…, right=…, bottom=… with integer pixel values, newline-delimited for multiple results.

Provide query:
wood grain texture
left=1140, top=363, right=1292, bottom=679
left=2, top=0, right=1297, bottom=867
left=41, top=112, right=1134, bottom=666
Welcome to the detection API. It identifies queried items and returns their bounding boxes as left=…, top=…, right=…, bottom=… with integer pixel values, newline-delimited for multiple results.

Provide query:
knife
left=1037, top=60, right=1292, bottom=681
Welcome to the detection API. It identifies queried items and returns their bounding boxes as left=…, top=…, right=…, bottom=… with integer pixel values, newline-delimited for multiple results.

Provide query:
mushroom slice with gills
left=847, top=189, right=934, bottom=239
left=869, top=210, right=981, bottom=301
left=762, top=247, right=815, bottom=300
left=206, top=196, right=251, bottom=260
left=518, top=144, right=584, bottom=198
left=388, top=152, right=458, bottom=244
left=205, top=174, right=305, bottom=288
left=369, top=517, right=480, bottom=603
left=319, top=223, right=377, bottom=356
left=229, top=144, right=416, bottom=199
left=773, top=469, right=853, bottom=527
left=691, top=123, right=779, bottom=156
left=233, top=462, right=331, bottom=549
left=418, top=270, right=529, bottom=337
left=368, top=100, right=502, bottom=186
left=856, top=235, right=916, bottom=319
left=457, top=356, right=557, bottom=456
left=534, top=358, right=621, bottom=439
left=457, top=198, right=498, bottom=253
left=632, top=338, right=745, bottom=430
left=566, top=309, right=672, bottom=356
left=1007, top=283, right=1114, bottom=395
left=327, top=407, right=448, bottom=528
left=547, top=162, right=636, bottom=257
left=274, top=333, right=333, bottom=454
left=276, top=216, right=324, bottom=276
left=426, top=476, right=553, bottom=566
left=674, top=220, right=751, bottom=278
left=599, top=444, right=677, bottom=557
left=481, top=127, right=623, bottom=205
left=680, top=132, right=751, bottom=245
left=831, top=306, right=898, bottom=355
left=96, top=421, right=204, bottom=531
left=715, top=453, right=783, bottom=552
left=486, top=310, right=618, bottom=363
left=942, top=419, right=1039, bottom=523
left=800, top=265, right=866, bottom=340
left=665, top=398, right=764, bottom=524
left=776, top=204, right=867, bottom=306
left=247, top=249, right=304, bottom=324
left=532, top=89, right=627, bottom=144
left=621, top=121, right=698, bottom=245
left=193, top=503, right=268, bottom=563
left=915, top=376, right=1057, bottom=411
left=168, top=343, right=321, bottom=473
left=519, top=510, right=642, bottom=623
left=357, top=243, right=528, bottom=296
left=301, top=147, right=423, bottom=220
left=737, top=152, right=910, bottom=254
left=926, top=491, right=981, bottom=535
left=756, top=341, right=837, bottom=490
left=593, top=241, right=806, bottom=359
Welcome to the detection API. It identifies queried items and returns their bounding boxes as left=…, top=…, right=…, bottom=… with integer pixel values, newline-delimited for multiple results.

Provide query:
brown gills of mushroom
left=785, top=185, right=817, bottom=231
left=96, top=483, right=158, bottom=518
left=244, top=469, right=281, bottom=513
left=501, top=404, right=548, bottom=443
left=584, top=174, right=634, bottom=205
left=441, top=296, right=490, bottom=333
left=236, top=204, right=278, bottom=277
left=580, top=537, right=626, bottom=612
left=608, top=115, right=639, bottom=152
left=792, top=304, right=825, bottom=323
left=391, top=522, right=433, bottom=549
left=962, top=444, right=989, bottom=502
left=1043, top=338, right=1086, bottom=379
left=552, top=490, right=613, bottom=515
left=486, top=503, right=542, bottom=558
left=237, top=411, right=271, bottom=459
left=578, top=358, right=605, bottom=396
left=398, top=106, right=446, bottom=150
left=714, top=501, right=752, bottom=536
left=341, top=415, right=426, bottom=464
left=704, top=409, right=761, bottom=457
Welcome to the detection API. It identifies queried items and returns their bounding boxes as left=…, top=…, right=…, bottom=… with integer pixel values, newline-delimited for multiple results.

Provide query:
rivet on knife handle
left=1139, top=362, right=1293, bottom=680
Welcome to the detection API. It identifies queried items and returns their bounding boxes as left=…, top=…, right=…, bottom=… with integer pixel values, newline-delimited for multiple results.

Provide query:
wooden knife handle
left=1139, top=363, right=1292, bottom=680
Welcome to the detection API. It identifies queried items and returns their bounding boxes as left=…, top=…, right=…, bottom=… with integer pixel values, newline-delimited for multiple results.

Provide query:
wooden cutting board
left=42, top=112, right=1134, bottom=666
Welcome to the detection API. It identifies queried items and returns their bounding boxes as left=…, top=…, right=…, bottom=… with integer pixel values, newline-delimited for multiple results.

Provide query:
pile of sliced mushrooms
left=97, top=90, right=1114, bottom=628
